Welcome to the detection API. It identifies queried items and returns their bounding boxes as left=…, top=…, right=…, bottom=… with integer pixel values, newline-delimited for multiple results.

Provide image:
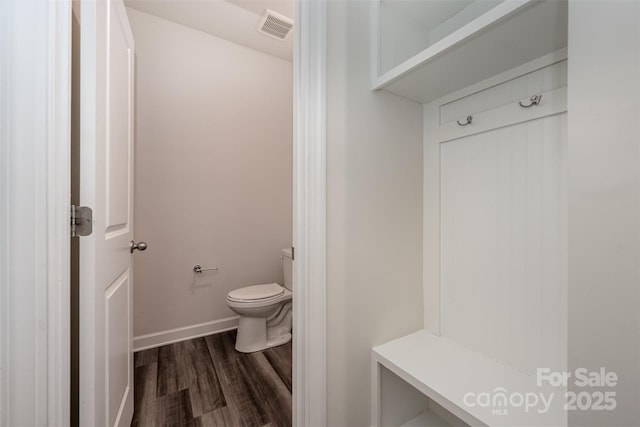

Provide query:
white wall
left=378, top=2, right=432, bottom=75
left=567, top=2, right=640, bottom=426
left=326, top=2, right=424, bottom=426
left=127, top=9, right=292, bottom=339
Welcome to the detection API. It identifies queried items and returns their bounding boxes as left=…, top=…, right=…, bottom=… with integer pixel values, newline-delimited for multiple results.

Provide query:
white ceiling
left=125, top=0, right=294, bottom=61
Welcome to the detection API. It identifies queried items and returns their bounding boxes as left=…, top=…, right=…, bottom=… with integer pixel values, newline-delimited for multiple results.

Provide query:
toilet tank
left=282, top=248, right=293, bottom=291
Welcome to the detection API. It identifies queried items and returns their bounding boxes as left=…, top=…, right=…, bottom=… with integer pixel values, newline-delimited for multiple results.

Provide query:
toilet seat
left=227, top=283, right=284, bottom=302
left=227, top=284, right=292, bottom=310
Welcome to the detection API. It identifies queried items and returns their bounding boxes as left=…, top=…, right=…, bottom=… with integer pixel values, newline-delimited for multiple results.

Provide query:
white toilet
left=226, top=248, right=293, bottom=353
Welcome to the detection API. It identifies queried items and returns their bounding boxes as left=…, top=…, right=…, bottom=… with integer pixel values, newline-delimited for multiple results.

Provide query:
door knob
left=130, top=240, right=148, bottom=253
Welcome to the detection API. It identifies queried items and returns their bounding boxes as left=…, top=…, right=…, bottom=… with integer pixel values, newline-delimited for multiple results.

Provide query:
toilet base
left=266, top=332, right=292, bottom=351
left=234, top=302, right=292, bottom=353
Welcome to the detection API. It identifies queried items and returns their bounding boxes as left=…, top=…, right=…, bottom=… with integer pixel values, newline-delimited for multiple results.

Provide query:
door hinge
left=71, top=205, right=93, bottom=237
left=291, top=246, right=295, bottom=261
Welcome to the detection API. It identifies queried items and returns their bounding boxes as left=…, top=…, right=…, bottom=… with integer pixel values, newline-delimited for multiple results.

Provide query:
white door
left=78, top=1, right=137, bottom=426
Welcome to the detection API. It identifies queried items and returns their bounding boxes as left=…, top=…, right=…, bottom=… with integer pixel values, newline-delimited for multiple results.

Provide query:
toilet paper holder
left=193, top=264, right=219, bottom=273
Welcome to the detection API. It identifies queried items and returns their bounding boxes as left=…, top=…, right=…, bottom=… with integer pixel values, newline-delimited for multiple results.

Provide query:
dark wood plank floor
left=132, top=330, right=292, bottom=427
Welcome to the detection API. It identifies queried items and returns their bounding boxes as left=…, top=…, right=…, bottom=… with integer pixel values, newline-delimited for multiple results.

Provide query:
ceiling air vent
left=257, top=9, right=293, bottom=41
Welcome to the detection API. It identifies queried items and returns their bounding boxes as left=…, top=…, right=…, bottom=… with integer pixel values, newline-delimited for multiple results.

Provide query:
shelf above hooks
left=371, top=0, right=568, bottom=104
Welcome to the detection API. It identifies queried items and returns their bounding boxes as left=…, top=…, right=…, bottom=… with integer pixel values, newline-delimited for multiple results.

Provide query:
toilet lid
left=227, top=283, right=284, bottom=301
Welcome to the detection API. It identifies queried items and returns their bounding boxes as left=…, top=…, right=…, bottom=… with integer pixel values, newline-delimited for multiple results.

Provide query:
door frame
left=0, top=0, right=72, bottom=425
left=293, top=0, right=327, bottom=425
left=0, top=0, right=327, bottom=425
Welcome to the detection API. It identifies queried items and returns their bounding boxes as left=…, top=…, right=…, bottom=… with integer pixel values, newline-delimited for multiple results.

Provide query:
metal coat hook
left=457, top=115, right=473, bottom=126
left=519, top=94, right=542, bottom=108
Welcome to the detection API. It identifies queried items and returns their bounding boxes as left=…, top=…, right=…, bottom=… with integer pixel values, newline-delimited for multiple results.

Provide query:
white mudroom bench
left=371, top=330, right=566, bottom=427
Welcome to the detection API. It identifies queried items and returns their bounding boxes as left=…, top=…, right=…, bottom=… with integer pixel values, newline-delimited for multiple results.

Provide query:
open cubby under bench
left=371, top=330, right=567, bottom=427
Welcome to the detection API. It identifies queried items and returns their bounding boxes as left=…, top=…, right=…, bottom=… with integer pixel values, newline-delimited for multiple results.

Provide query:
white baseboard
left=133, top=316, right=239, bottom=352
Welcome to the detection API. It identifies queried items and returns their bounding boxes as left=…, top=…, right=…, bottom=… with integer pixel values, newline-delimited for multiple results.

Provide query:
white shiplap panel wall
left=440, top=113, right=567, bottom=375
